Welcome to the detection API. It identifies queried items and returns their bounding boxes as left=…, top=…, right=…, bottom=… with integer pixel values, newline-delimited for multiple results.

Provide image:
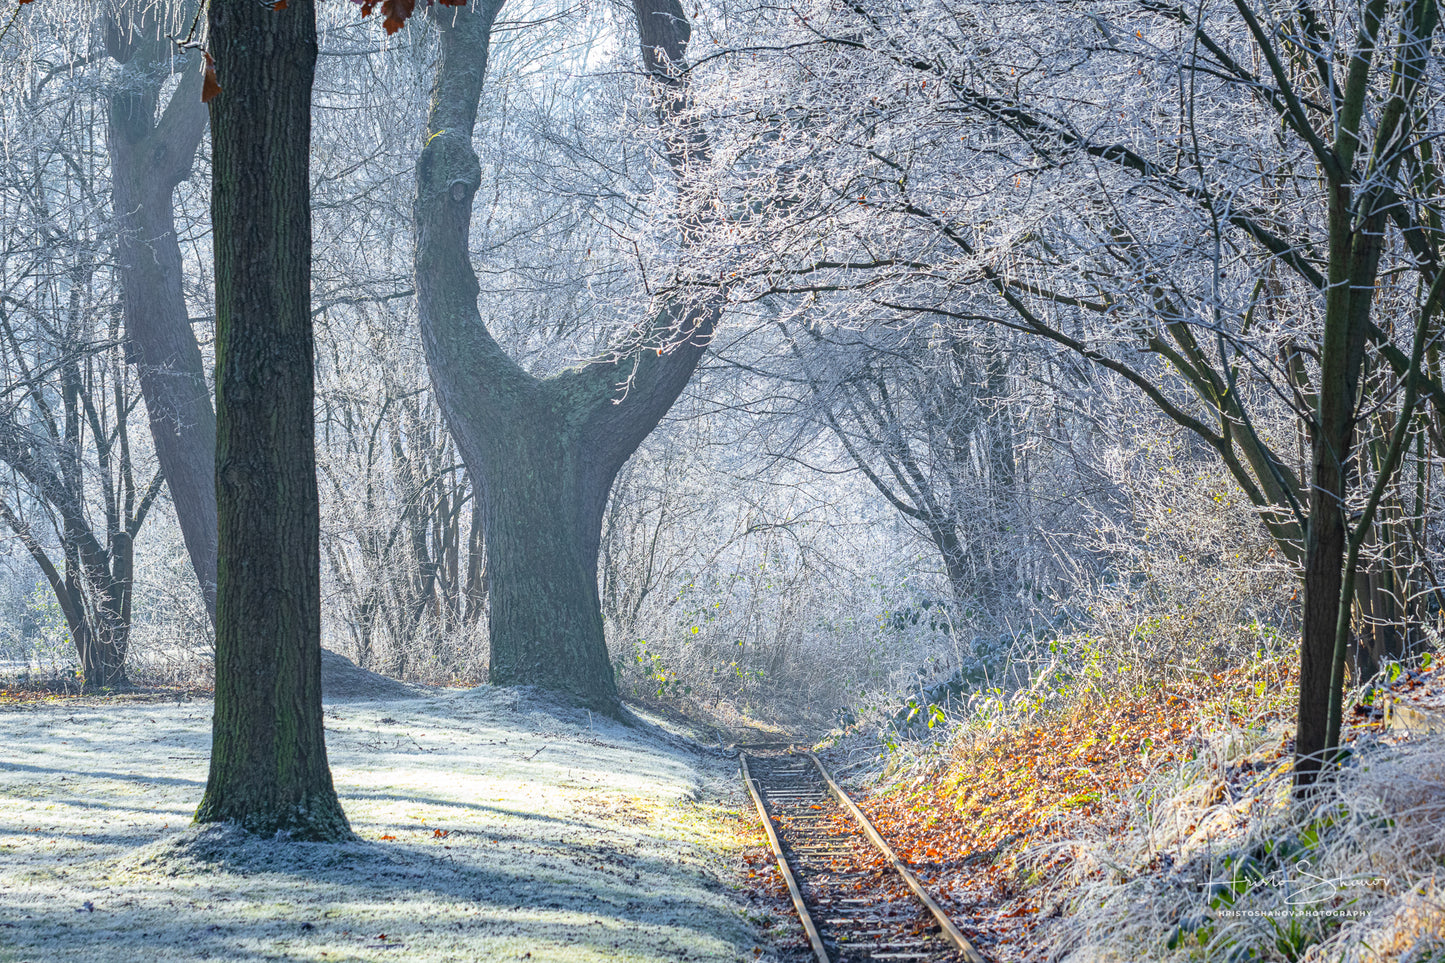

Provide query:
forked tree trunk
left=76, top=617, right=129, bottom=690
left=194, top=0, right=350, bottom=840
left=414, top=0, right=718, bottom=712
left=48, top=561, right=130, bottom=690
left=75, top=529, right=134, bottom=690
left=0, top=395, right=146, bottom=691
left=106, top=17, right=218, bottom=624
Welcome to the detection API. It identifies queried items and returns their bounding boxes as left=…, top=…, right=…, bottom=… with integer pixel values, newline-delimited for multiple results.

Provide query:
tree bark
left=194, top=0, right=350, bottom=840
left=1296, top=427, right=1351, bottom=788
left=105, top=4, right=219, bottom=625
left=474, top=391, right=618, bottom=695
left=414, top=0, right=719, bottom=712
left=1295, top=158, right=1383, bottom=787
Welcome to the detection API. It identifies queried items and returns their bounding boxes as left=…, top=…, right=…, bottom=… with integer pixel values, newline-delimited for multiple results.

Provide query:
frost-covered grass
left=0, top=686, right=767, bottom=963
left=1034, top=710, right=1445, bottom=962
left=838, top=638, right=1445, bottom=963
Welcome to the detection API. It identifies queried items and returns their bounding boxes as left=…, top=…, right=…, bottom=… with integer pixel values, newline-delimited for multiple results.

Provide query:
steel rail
left=742, top=748, right=987, bottom=963
left=740, top=752, right=830, bottom=963
left=807, top=752, right=985, bottom=963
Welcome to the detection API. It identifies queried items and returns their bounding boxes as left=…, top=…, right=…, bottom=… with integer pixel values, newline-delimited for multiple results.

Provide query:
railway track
left=741, top=749, right=986, bottom=963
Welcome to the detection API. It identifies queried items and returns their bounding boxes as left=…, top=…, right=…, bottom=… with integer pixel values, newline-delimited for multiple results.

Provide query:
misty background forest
left=1, top=0, right=1324, bottom=726
left=4, top=0, right=1445, bottom=959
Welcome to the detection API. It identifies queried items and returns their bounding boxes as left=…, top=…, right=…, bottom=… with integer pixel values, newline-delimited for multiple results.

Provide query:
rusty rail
left=740, top=752, right=830, bottom=963
left=740, top=748, right=986, bottom=963
left=808, top=753, right=984, bottom=962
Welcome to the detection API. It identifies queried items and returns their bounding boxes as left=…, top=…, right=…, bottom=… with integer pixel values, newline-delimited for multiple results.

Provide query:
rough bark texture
left=1296, top=423, right=1352, bottom=788
left=414, top=0, right=719, bottom=713
left=1295, top=174, right=1386, bottom=789
left=194, top=0, right=350, bottom=840
left=105, top=7, right=219, bottom=625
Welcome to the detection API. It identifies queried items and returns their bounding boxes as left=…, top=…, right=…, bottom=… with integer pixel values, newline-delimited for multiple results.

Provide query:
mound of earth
left=0, top=681, right=770, bottom=962
left=319, top=647, right=424, bottom=701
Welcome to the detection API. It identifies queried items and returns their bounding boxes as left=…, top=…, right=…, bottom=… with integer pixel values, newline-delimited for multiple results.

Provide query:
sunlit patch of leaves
left=0, top=683, right=213, bottom=706
left=849, top=658, right=1300, bottom=960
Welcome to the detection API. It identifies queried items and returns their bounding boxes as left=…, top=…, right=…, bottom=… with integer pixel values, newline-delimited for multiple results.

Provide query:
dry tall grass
left=1043, top=718, right=1445, bottom=962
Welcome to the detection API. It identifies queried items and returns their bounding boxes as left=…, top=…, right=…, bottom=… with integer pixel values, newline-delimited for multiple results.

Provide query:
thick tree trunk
left=105, top=10, right=219, bottom=625
left=414, top=0, right=717, bottom=713
left=477, top=400, right=616, bottom=702
left=195, top=0, right=350, bottom=840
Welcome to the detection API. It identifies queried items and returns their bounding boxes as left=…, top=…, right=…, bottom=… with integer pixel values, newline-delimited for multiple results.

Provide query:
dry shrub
left=1073, top=424, right=1300, bottom=681
left=611, top=547, right=952, bottom=729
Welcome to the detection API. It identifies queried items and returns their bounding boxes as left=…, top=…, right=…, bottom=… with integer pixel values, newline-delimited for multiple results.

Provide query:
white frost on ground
left=0, top=684, right=770, bottom=963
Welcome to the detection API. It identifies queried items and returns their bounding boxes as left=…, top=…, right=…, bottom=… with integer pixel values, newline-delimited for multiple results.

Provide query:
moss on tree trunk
left=194, top=0, right=351, bottom=841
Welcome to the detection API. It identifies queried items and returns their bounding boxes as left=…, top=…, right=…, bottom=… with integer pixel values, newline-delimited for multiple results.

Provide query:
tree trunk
left=77, top=617, right=129, bottom=690
left=105, top=8, right=219, bottom=625
left=414, top=0, right=719, bottom=713
left=1296, top=173, right=1375, bottom=791
left=1296, top=451, right=1349, bottom=788
left=477, top=399, right=616, bottom=702
left=465, top=497, right=486, bottom=622
left=77, top=528, right=134, bottom=690
left=195, top=0, right=350, bottom=841
left=927, top=521, right=973, bottom=620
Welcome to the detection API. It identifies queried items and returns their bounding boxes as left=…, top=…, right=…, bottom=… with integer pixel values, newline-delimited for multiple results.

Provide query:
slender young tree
left=194, top=0, right=350, bottom=840
left=414, top=0, right=722, bottom=711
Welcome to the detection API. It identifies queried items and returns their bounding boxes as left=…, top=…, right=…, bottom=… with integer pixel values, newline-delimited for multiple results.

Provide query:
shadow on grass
left=1, top=760, right=204, bottom=789
left=342, top=788, right=600, bottom=829
left=0, top=822, right=747, bottom=962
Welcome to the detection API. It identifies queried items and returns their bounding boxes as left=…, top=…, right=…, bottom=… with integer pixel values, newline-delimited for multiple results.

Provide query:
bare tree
left=412, top=0, right=724, bottom=711
left=0, top=17, right=166, bottom=687
left=687, top=0, right=1445, bottom=786
left=782, top=321, right=1027, bottom=622
left=0, top=307, right=163, bottom=689
left=104, top=0, right=217, bottom=623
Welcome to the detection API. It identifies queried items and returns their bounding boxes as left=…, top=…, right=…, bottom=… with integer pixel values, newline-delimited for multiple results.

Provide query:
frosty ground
left=0, top=664, right=772, bottom=963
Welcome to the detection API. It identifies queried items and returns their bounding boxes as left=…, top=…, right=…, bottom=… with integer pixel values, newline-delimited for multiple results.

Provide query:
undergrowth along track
left=741, top=749, right=985, bottom=963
